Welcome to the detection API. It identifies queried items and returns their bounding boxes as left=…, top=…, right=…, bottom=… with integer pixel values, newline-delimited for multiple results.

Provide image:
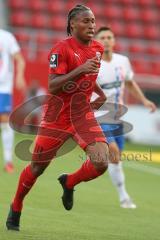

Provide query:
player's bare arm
left=90, top=82, right=107, bottom=110
left=125, top=80, right=157, bottom=112
left=13, top=52, right=26, bottom=90
left=48, top=57, right=99, bottom=95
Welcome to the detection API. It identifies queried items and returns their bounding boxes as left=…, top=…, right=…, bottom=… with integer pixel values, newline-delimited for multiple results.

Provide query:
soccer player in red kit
left=6, top=5, right=109, bottom=231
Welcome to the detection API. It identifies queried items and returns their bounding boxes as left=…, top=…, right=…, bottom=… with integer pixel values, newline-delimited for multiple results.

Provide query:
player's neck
left=102, top=52, right=113, bottom=62
left=73, top=36, right=91, bottom=46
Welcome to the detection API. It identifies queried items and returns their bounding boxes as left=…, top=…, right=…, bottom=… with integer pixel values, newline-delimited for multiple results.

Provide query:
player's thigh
left=108, top=141, right=121, bottom=164
left=31, top=132, right=69, bottom=175
left=73, top=116, right=109, bottom=169
left=115, top=135, right=125, bottom=152
left=32, top=133, right=70, bottom=163
left=100, top=123, right=122, bottom=164
left=73, top=114, right=107, bottom=150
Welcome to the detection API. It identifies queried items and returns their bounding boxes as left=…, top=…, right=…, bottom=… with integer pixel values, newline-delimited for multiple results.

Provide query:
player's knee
left=92, top=156, right=108, bottom=172
left=94, top=163, right=108, bottom=174
left=86, top=142, right=109, bottom=172
left=31, top=162, right=48, bottom=177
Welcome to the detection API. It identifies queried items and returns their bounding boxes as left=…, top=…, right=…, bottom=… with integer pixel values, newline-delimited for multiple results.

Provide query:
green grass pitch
left=0, top=133, right=160, bottom=240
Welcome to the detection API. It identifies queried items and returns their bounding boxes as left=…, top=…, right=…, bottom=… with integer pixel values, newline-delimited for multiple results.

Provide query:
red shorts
left=32, top=114, right=107, bottom=163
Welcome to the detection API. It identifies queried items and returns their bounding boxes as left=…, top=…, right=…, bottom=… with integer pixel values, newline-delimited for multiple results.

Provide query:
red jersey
left=42, top=37, right=104, bottom=126
left=33, top=38, right=107, bottom=156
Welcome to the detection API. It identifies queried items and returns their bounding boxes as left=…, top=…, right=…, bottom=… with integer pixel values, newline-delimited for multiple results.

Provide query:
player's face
left=96, top=30, right=115, bottom=53
left=71, top=10, right=96, bottom=42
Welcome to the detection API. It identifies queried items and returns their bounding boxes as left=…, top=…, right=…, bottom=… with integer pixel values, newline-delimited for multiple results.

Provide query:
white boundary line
left=124, top=162, right=160, bottom=176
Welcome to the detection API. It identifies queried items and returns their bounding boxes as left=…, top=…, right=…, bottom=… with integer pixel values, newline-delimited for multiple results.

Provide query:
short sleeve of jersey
left=48, top=42, right=68, bottom=75
left=125, top=57, right=134, bottom=81
left=8, top=33, right=20, bottom=55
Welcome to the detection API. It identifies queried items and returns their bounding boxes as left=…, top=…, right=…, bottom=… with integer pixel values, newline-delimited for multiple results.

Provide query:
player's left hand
left=143, top=99, right=157, bottom=113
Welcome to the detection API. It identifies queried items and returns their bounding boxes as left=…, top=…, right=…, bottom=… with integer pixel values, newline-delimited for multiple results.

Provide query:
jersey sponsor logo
left=50, top=54, right=58, bottom=68
left=101, top=81, right=122, bottom=90
left=115, top=66, right=125, bottom=81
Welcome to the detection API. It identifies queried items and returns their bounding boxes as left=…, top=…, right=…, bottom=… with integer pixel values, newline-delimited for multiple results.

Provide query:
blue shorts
left=100, top=123, right=125, bottom=151
left=0, top=93, right=12, bottom=114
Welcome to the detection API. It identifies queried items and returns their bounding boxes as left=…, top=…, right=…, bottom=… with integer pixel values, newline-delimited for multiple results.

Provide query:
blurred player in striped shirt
left=92, top=27, right=156, bottom=208
left=0, top=29, right=25, bottom=173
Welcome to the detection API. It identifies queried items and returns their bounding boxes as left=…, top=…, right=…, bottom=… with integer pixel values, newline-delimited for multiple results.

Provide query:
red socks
left=12, top=160, right=105, bottom=211
left=12, top=165, right=37, bottom=212
left=66, top=159, right=105, bottom=189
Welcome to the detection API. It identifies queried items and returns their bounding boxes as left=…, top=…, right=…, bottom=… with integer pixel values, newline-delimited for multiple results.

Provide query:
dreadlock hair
left=67, top=4, right=91, bottom=36
left=96, top=26, right=113, bottom=36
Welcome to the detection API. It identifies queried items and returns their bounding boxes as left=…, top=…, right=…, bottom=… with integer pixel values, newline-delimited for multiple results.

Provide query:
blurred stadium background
left=0, top=1, right=160, bottom=240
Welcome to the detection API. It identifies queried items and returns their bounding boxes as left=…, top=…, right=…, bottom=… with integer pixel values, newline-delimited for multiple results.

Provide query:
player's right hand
left=80, top=56, right=100, bottom=74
